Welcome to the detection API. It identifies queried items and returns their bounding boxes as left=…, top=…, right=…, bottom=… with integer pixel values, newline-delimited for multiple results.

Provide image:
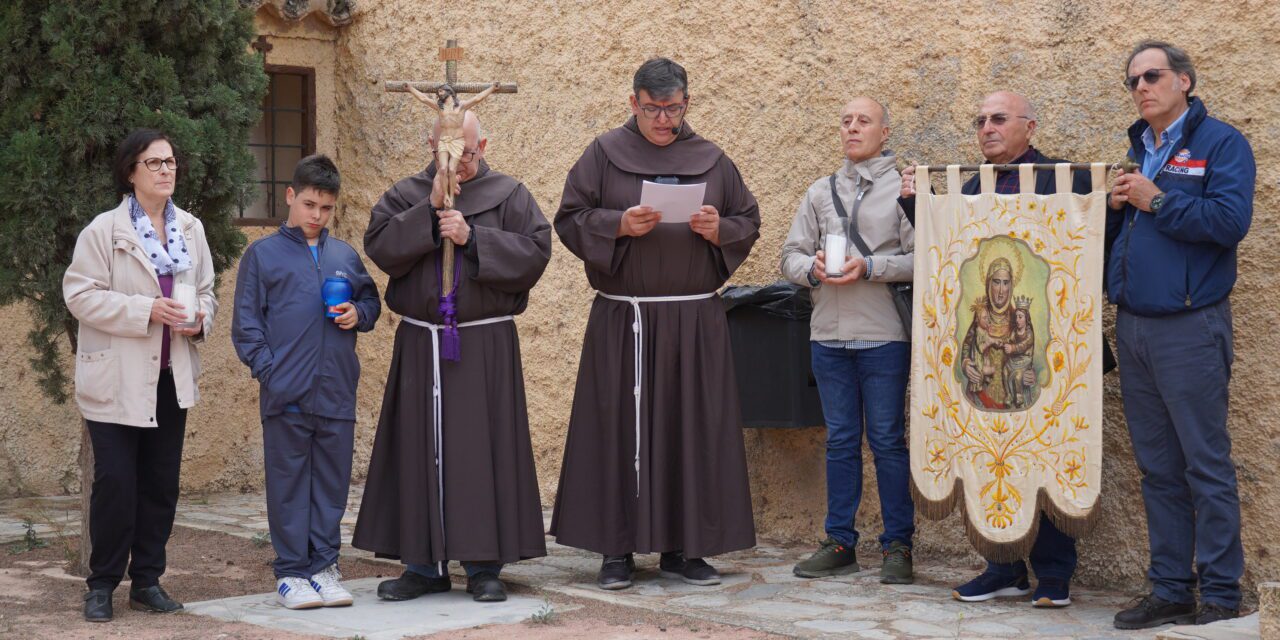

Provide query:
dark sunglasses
left=1124, top=68, right=1174, bottom=91
left=972, top=113, right=1031, bottom=130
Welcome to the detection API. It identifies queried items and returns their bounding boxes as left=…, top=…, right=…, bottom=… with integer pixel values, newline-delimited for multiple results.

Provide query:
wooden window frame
left=237, top=64, right=317, bottom=226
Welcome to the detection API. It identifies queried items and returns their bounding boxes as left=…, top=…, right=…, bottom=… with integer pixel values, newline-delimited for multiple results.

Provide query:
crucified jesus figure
left=407, top=82, right=500, bottom=208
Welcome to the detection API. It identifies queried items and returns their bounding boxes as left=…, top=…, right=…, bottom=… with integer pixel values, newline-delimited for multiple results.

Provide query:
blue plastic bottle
left=322, top=276, right=353, bottom=318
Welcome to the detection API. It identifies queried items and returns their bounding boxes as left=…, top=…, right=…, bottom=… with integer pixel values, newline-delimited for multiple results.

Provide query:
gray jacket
left=779, top=153, right=913, bottom=342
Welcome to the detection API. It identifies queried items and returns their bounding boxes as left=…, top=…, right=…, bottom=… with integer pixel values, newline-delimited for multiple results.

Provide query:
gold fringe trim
left=911, top=476, right=1101, bottom=562
left=910, top=474, right=961, bottom=521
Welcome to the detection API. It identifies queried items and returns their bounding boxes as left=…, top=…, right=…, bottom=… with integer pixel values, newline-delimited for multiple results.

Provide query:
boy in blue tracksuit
left=1107, top=42, right=1254, bottom=631
left=232, top=155, right=381, bottom=609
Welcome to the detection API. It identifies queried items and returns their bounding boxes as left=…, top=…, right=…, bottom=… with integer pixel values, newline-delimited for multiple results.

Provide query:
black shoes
left=376, top=569, right=452, bottom=601
left=598, top=551, right=722, bottom=590
left=83, top=584, right=179, bottom=621
left=1114, top=593, right=1196, bottom=629
left=83, top=588, right=113, bottom=622
left=1195, top=602, right=1240, bottom=625
left=378, top=568, right=509, bottom=602
left=597, top=553, right=635, bottom=590
left=659, top=551, right=721, bottom=586
left=466, top=572, right=507, bottom=602
left=658, top=551, right=684, bottom=576
left=128, top=584, right=183, bottom=613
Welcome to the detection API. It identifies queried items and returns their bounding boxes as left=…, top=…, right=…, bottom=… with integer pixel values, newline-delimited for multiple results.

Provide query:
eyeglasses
left=972, top=113, right=1031, bottom=130
left=638, top=102, right=687, bottom=120
left=136, top=157, right=178, bottom=172
left=1124, top=68, right=1174, bottom=91
left=432, top=148, right=479, bottom=162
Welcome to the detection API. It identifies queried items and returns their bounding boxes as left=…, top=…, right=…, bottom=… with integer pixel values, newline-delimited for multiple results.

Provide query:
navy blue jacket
left=232, top=224, right=381, bottom=420
left=1106, top=97, right=1254, bottom=316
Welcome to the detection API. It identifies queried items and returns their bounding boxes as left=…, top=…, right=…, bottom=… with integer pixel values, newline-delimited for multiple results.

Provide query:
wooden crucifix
left=385, top=40, right=518, bottom=306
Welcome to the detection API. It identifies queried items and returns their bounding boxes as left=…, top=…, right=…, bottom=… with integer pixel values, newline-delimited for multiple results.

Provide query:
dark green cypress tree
left=0, top=0, right=266, bottom=572
left=0, top=0, right=267, bottom=401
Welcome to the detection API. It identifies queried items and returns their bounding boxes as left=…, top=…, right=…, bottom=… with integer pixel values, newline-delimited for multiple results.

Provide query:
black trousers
left=86, top=370, right=186, bottom=591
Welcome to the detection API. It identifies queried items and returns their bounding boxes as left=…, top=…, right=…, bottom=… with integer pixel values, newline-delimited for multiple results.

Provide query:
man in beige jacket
left=779, top=97, right=915, bottom=584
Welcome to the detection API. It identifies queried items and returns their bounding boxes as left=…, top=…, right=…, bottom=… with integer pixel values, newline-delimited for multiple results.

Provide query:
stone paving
left=0, top=488, right=1260, bottom=639
left=185, top=578, right=561, bottom=639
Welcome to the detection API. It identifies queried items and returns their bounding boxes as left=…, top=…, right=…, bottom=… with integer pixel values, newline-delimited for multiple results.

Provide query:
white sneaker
left=276, top=577, right=323, bottom=609
left=309, top=564, right=354, bottom=607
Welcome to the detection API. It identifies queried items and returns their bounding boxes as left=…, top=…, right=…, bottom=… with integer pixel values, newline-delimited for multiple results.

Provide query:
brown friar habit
left=352, top=160, right=550, bottom=566
left=549, top=118, right=760, bottom=558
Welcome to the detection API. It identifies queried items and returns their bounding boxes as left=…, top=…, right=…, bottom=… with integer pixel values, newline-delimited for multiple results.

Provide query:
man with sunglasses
left=902, top=91, right=1113, bottom=609
left=551, top=57, right=761, bottom=590
left=1108, top=41, right=1254, bottom=630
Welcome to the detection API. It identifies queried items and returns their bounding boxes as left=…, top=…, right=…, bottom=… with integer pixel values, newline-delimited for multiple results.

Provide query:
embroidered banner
left=908, top=163, right=1106, bottom=560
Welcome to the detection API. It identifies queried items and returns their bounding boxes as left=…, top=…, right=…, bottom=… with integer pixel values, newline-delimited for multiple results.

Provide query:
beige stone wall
left=4, top=0, right=1277, bottom=598
left=255, top=11, right=342, bottom=155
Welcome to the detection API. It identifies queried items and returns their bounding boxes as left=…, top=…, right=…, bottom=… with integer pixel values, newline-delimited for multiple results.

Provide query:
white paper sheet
left=639, top=181, right=706, bottom=224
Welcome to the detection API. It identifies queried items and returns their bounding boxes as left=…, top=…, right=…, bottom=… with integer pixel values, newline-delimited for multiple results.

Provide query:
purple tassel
left=437, top=252, right=462, bottom=361
left=439, top=293, right=461, bottom=361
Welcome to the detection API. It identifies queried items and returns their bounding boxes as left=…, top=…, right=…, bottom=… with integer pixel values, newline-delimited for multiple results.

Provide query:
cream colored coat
left=62, top=198, right=217, bottom=428
left=779, top=154, right=914, bottom=342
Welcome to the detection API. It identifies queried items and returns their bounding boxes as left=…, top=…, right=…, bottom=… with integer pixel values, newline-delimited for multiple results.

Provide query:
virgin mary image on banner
left=908, top=163, right=1106, bottom=559
left=956, top=237, right=1050, bottom=413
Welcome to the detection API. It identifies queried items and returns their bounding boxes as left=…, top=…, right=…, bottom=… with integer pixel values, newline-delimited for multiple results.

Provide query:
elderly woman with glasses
left=63, top=128, right=217, bottom=623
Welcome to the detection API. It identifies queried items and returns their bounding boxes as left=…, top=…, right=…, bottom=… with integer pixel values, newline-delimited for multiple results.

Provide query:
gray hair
left=1021, top=97, right=1037, bottom=121
left=845, top=97, right=891, bottom=127
left=633, top=57, right=688, bottom=100
left=1126, top=40, right=1196, bottom=95
left=981, top=91, right=1037, bottom=121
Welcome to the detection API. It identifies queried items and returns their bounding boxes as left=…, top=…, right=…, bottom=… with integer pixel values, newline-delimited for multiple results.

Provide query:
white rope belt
left=400, top=313, right=514, bottom=571
left=595, top=291, right=717, bottom=497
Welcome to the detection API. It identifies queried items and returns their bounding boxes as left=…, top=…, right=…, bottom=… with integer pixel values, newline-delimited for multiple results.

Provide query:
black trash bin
left=722, top=281, right=824, bottom=428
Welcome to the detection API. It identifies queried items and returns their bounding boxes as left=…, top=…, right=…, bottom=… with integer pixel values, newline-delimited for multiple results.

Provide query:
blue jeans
left=810, top=341, right=914, bottom=549
left=407, top=562, right=503, bottom=579
left=985, top=513, right=1077, bottom=581
left=1117, top=299, right=1242, bottom=608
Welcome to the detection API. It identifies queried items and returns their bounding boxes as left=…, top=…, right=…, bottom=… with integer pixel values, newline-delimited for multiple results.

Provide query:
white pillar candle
left=823, top=234, right=848, bottom=277
left=172, top=282, right=199, bottom=328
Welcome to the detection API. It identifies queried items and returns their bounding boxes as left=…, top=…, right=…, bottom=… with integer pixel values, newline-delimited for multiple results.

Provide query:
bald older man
left=902, top=91, right=1116, bottom=608
left=781, top=97, right=916, bottom=584
left=353, top=110, right=551, bottom=603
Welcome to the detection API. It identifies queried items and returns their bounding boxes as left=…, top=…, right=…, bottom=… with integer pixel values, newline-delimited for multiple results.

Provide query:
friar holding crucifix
left=406, top=82, right=500, bottom=210
left=351, top=49, right=550, bottom=604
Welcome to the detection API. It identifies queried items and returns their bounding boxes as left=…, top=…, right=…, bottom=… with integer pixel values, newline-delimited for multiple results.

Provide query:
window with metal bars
left=239, top=65, right=316, bottom=224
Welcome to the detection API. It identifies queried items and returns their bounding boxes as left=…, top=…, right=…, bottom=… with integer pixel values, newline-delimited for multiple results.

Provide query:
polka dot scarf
left=128, top=195, right=192, bottom=276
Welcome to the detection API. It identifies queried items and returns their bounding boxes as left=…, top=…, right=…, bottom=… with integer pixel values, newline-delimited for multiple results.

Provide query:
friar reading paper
left=351, top=111, right=551, bottom=603
left=549, top=57, right=761, bottom=590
